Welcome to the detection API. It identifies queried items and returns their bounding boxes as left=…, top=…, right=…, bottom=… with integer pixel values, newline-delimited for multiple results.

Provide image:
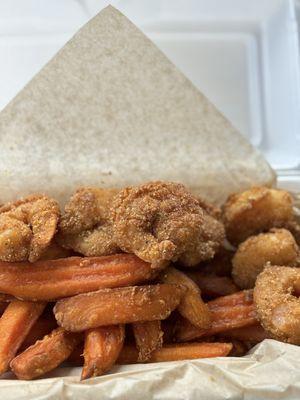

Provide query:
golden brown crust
left=112, top=181, right=225, bottom=267
left=254, top=266, right=300, bottom=344
left=222, top=187, right=293, bottom=245
left=232, top=229, right=299, bottom=289
left=58, top=188, right=119, bottom=256
left=0, top=195, right=59, bottom=262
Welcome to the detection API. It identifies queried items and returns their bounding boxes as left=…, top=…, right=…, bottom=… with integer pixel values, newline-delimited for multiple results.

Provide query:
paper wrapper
left=1, top=340, right=300, bottom=399
left=0, top=6, right=274, bottom=206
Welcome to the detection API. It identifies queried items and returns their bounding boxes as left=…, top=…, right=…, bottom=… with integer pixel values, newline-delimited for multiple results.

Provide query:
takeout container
left=1, top=0, right=299, bottom=172
left=0, top=0, right=299, bottom=399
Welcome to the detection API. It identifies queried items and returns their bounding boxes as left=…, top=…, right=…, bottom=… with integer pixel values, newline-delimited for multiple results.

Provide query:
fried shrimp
left=223, top=187, right=293, bottom=245
left=58, top=188, right=119, bottom=256
left=111, top=181, right=225, bottom=267
left=232, top=229, right=299, bottom=289
left=254, top=266, right=300, bottom=344
left=0, top=195, right=59, bottom=262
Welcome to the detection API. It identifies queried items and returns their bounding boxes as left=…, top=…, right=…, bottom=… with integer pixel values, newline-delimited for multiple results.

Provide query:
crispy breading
left=112, top=181, right=225, bottom=267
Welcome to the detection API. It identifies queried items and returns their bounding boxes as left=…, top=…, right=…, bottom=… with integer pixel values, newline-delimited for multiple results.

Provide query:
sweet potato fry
left=187, top=272, right=239, bottom=298
left=10, top=327, right=82, bottom=380
left=176, top=291, right=257, bottom=342
left=68, top=345, right=84, bottom=366
left=218, top=324, right=269, bottom=344
left=227, top=340, right=251, bottom=357
left=208, top=290, right=253, bottom=310
left=160, top=267, right=211, bottom=329
left=54, top=284, right=186, bottom=332
left=81, top=325, right=125, bottom=380
left=161, top=315, right=178, bottom=343
left=0, top=300, right=45, bottom=374
left=117, top=342, right=233, bottom=364
left=20, top=315, right=58, bottom=351
left=132, top=320, right=163, bottom=361
left=0, top=254, right=156, bottom=301
left=176, top=304, right=256, bottom=342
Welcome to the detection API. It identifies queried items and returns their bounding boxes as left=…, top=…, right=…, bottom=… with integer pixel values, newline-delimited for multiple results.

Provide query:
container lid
left=104, top=0, right=300, bottom=172
left=0, top=0, right=299, bottom=172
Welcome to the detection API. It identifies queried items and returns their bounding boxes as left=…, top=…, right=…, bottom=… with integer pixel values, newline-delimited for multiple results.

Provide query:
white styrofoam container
left=0, top=0, right=299, bottom=179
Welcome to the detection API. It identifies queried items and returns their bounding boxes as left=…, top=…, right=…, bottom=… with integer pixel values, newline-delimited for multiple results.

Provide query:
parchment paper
left=0, top=5, right=295, bottom=400
left=0, top=5, right=274, bottom=206
left=1, top=340, right=300, bottom=399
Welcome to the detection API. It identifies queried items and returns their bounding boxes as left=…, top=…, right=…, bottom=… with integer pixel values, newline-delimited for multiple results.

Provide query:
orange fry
left=218, top=324, right=269, bottom=344
left=228, top=340, right=251, bottom=357
left=0, top=254, right=156, bottom=301
left=160, top=267, right=211, bottom=329
left=208, top=290, right=253, bottom=310
left=187, top=272, right=239, bottom=297
left=10, top=328, right=82, bottom=380
left=118, top=342, right=233, bottom=364
left=54, top=284, right=186, bottom=332
left=21, top=315, right=58, bottom=351
left=81, top=325, right=125, bottom=380
left=132, top=320, right=163, bottom=361
left=67, top=345, right=84, bottom=366
left=0, top=300, right=45, bottom=374
left=176, top=291, right=257, bottom=341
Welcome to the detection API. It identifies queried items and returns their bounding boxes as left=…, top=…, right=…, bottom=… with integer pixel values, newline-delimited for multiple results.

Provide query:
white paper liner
left=1, top=340, right=300, bottom=399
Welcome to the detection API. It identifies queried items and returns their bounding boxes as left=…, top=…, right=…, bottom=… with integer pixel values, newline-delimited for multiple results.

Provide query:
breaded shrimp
left=57, top=188, right=119, bottom=256
left=0, top=195, right=59, bottom=262
left=254, top=266, right=300, bottom=344
left=222, top=187, right=293, bottom=245
left=232, top=229, right=299, bottom=289
left=111, top=181, right=225, bottom=267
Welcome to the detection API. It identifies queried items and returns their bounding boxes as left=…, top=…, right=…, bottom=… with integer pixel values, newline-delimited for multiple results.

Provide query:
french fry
left=176, top=291, right=257, bottom=342
left=218, top=324, right=269, bottom=344
left=208, top=290, right=253, bottom=310
left=132, top=320, right=163, bottom=361
left=160, top=267, right=211, bottom=329
left=20, top=315, right=58, bottom=351
left=81, top=325, right=125, bottom=380
left=0, top=300, right=45, bottom=374
left=187, top=272, right=239, bottom=298
left=68, top=344, right=84, bottom=366
left=10, top=327, right=82, bottom=380
left=54, top=284, right=186, bottom=332
left=117, top=342, right=233, bottom=364
left=161, top=315, right=178, bottom=343
left=0, top=254, right=156, bottom=301
left=227, top=340, right=251, bottom=357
